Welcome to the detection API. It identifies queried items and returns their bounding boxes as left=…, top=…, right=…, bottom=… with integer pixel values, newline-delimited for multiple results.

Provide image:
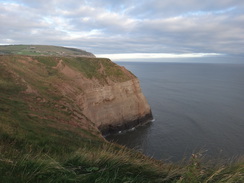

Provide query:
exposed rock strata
left=56, top=60, right=153, bottom=135
left=82, top=79, right=153, bottom=135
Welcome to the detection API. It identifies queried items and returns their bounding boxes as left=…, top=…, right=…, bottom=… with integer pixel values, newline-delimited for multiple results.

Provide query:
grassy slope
left=0, top=55, right=243, bottom=182
left=0, top=45, right=95, bottom=57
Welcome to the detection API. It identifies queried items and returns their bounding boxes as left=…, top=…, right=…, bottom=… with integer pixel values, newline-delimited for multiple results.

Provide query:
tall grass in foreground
left=176, top=152, right=244, bottom=183
left=1, top=141, right=243, bottom=183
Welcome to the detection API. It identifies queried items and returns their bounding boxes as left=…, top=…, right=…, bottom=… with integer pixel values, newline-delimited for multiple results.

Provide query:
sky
left=1, top=0, right=244, bottom=61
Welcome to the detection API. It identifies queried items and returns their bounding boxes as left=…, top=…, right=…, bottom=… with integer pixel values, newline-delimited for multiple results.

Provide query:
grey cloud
left=127, top=0, right=244, bottom=18
left=0, top=0, right=244, bottom=57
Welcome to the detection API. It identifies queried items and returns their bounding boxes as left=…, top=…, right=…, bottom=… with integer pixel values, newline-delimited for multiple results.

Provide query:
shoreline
left=99, top=111, right=153, bottom=136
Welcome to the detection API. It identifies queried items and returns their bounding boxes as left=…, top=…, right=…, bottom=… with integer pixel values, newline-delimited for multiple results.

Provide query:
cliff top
left=0, top=45, right=95, bottom=57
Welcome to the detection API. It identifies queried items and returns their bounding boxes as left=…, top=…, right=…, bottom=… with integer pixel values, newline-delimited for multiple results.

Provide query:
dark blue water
left=106, top=62, right=244, bottom=162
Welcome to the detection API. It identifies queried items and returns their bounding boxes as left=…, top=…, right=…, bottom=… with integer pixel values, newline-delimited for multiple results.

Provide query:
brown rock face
left=81, top=78, right=153, bottom=135
left=54, top=59, right=153, bottom=135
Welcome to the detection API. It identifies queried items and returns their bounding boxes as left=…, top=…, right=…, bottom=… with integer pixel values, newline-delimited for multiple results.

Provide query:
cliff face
left=81, top=78, right=152, bottom=135
left=0, top=55, right=152, bottom=135
left=55, top=58, right=152, bottom=135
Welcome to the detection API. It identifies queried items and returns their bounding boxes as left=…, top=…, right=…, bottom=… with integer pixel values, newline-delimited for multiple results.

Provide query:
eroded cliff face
left=1, top=55, right=152, bottom=135
left=55, top=58, right=152, bottom=135
left=81, top=78, right=152, bottom=135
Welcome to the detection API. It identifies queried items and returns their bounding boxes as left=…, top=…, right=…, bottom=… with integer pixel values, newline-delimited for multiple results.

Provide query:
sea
left=106, top=58, right=244, bottom=162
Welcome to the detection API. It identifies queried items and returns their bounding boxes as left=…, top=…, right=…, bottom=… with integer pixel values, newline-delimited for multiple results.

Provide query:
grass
left=0, top=55, right=243, bottom=182
left=1, top=142, right=243, bottom=182
left=0, top=45, right=94, bottom=57
left=63, top=57, right=132, bottom=83
left=0, top=144, right=158, bottom=183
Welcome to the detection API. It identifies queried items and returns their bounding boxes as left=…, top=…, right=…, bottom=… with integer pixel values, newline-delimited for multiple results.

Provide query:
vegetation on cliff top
left=62, top=56, right=133, bottom=82
left=0, top=52, right=243, bottom=182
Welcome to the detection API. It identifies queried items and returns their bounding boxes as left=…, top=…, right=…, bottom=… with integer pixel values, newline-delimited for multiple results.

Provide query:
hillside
left=0, top=45, right=95, bottom=57
left=0, top=48, right=243, bottom=182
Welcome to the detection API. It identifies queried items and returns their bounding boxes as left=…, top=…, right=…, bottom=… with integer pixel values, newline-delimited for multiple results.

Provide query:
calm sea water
left=106, top=62, right=244, bottom=162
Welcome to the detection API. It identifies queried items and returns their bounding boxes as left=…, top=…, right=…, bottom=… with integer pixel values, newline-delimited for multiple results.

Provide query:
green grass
left=0, top=45, right=94, bottom=57
left=1, top=141, right=243, bottom=183
left=63, top=57, right=132, bottom=83
left=0, top=55, right=243, bottom=182
left=34, top=56, right=59, bottom=67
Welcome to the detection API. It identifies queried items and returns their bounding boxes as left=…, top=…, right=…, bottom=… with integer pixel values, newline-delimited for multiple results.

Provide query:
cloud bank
left=0, top=0, right=244, bottom=60
left=96, top=53, right=223, bottom=61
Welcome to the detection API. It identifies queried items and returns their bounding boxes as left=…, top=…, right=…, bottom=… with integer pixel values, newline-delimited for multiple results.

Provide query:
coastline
left=99, top=111, right=153, bottom=136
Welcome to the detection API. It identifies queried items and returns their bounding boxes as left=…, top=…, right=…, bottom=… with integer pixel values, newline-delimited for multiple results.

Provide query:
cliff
left=0, top=54, right=152, bottom=135
left=56, top=58, right=152, bottom=134
left=83, top=78, right=152, bottom=135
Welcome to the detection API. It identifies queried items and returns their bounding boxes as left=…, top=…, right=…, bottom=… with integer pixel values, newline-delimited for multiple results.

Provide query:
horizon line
left=95, top=53, right=224, bottom=60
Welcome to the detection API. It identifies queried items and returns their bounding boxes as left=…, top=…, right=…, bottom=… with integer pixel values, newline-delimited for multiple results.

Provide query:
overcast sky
left=1, top=0, right=244, bottom=60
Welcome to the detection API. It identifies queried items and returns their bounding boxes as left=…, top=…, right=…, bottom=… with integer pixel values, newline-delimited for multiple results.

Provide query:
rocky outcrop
left=81, top=78, right=153, bottom=135
left=55, top=59, right=153, bottom=135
